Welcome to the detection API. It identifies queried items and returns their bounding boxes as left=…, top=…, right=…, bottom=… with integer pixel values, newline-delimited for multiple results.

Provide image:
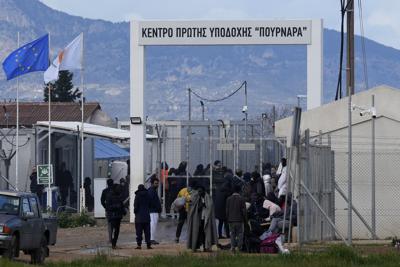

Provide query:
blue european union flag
left=2, top=34, right=49, bottom=80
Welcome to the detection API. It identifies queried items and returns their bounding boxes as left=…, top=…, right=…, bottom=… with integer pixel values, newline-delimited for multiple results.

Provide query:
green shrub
left=58, top=212, right=96, bottom=228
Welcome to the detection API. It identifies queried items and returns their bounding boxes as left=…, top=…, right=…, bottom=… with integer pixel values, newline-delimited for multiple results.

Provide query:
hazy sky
left=39, top=0, right=400, bottom=50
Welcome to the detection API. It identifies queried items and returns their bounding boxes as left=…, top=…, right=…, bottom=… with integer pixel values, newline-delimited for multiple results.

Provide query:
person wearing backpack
left=105, top=184, right=126, bottom=249
left=226, top=184, right=247, bottom=252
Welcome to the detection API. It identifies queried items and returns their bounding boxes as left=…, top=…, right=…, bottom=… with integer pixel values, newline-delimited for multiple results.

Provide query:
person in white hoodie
left=277, top=158, right=287, bottom=205
left=262, top=199, right=281, bottom=219
left=262, top=163, right=273, bottom=197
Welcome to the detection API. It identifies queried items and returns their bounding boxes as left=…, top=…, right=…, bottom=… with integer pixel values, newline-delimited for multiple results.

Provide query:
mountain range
left=1, top=0, right=400, bottom=121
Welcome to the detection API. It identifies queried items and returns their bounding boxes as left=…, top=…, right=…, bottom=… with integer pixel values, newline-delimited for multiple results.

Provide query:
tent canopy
left=95, top=139, right=129, bottom=160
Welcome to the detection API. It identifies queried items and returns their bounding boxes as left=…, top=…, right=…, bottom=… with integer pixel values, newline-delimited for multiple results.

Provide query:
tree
left=44, top=70, right=82, bottom=102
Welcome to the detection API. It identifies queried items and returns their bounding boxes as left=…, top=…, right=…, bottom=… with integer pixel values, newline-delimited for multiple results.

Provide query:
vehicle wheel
left=3, top=235, right=17, bottom=260
left=31, top=235, right=47, bottom=265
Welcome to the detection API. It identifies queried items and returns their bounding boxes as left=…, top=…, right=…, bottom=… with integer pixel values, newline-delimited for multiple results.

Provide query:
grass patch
left=57, top=212, right=96, bottom=228
left=2, top=245, right=400, bottom=267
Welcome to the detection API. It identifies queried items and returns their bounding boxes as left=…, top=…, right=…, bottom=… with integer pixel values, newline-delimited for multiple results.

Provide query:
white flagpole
left=15, top=32, right=20, bottom=191
left=47, top=32, right=52, bottom=210
left=80, top=32, right=85, bottom=213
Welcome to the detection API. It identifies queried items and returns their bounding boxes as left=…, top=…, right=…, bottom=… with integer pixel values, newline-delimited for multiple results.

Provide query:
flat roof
left=35, top=121, right=157, bottom=140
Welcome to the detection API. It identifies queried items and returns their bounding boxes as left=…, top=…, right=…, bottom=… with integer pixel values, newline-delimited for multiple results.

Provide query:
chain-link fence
left=145, top=119, right=400, bottom=242
left=311, top=131, right=400, bottom=240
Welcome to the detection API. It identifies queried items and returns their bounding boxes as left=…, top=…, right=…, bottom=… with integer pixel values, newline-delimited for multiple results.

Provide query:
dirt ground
left=14, top=221, right=396, bottom=263
left=17, top=221, right=193, bottom=263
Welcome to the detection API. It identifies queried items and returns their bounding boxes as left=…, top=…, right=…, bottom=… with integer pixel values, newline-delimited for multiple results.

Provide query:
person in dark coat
left=148, top=177, right=161, bottom=245
left=214, top=175, right=232, bottom=239
left=101, top=178, right=114, bottom=243
left=134, top=184, right=152, bottom=249
left=226, top=184, right=247, bottom=252
left=193, top=164, right=205, bottom=176
left=84, top=177, right=94, bottom=212
left=57, top=162, right=73, bottom=206
left=212, top=160, right=225, bottom=193
left=250, top=172, right=265, bottom=197
left=176, top=161, right=189, bottom=189
left=29, top=167, right=44, bottom=206
left=241, top=172, right=252, bottom=201
left=193, top=164, right=206, bottom=190
left=105, top=184, right=126, bottom=249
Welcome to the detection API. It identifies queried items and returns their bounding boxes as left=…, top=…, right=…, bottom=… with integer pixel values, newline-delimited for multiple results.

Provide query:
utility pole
left=346, top=0, right=355, bottom=96
left=346, top=0, right=354, bottom=245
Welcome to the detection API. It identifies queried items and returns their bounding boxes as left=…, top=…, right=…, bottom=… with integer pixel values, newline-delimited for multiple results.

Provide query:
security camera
left=371, top=107, right=377, bottom=118
left=242, top=105, right=248, bottom=113
left=359, top=110, right=368, bottom=116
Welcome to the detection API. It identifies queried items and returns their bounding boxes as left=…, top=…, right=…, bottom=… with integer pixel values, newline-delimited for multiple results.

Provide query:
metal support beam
left=301, top=181, right=350, bottom=246
left=335, top=182, right=376, bottom=238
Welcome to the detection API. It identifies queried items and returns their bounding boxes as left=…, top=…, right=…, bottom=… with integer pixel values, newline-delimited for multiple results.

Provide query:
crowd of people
left=29, top=157, right=295, bottom=253
left=166, top=157, right=296, bottom=253
left=98, top=157, right=296, bottom=252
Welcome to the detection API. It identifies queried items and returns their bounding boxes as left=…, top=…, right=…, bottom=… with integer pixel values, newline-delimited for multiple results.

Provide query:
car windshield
left=0, top=195, right=20, bottom=215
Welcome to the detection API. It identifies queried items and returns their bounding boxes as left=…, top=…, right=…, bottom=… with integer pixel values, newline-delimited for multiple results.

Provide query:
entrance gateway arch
left=129, top=20, right=323, bottom=222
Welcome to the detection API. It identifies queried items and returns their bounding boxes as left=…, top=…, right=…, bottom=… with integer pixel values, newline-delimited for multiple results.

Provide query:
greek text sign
left=138, top=20, right=312, bottom=46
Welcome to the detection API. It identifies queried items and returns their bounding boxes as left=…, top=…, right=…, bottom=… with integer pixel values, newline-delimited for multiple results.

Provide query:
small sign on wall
left=37, top=164, right=53, bottom=185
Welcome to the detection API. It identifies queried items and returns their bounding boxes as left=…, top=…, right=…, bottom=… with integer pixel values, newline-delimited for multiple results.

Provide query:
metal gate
left=296, top=143, right=336, bottom=243
left=145, top=120, right=286, bottom=216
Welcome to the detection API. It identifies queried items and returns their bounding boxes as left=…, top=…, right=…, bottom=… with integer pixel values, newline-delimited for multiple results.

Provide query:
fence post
left=162, top=126, right=167, bottom=217
left=301, top=129, right=311, bottom=244
left=260, top=121, right=263, bottom=175
left=155, top=125, right=162, bottom=198
left=348, top=92, right=353, bottom=245
left=208, top=125, right=213, bottom=196
left=331, top=150, right=336, bottom=240
left=186, top=124, right=190, bottom=188
left=371, top=94, right=377, bottom=239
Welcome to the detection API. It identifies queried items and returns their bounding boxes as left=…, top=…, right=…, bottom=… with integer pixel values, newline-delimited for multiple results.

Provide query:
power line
left=190, top=81, right=246, bottom=103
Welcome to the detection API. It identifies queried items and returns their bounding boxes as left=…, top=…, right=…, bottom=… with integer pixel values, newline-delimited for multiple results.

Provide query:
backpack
left=259, top=233, right=280, bottom=254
